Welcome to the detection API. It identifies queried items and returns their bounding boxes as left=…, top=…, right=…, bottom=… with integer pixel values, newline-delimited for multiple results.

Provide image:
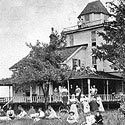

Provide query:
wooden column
left=67, top=80, right=70, bottom=104
left=88, top=79, right=91, bottom=101
left=81, top=79, right=83, bottom=94
left=30, top=86, right=32, bottom=103
left=122, top=80, right=124, bottom=94
left=9, top=86, right=11, bottom=100
left=106, top=80, right=109, bottom=101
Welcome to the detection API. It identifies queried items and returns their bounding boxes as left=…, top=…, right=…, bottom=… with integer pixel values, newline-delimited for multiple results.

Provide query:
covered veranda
left=65, top=71, right=123, bottom=102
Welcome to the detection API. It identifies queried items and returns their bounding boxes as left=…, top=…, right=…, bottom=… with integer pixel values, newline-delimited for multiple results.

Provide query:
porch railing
left=0, top=94, right=122, bottom=103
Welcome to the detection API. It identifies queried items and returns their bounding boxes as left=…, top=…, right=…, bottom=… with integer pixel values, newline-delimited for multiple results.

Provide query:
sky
left=0, top=0, right=109, bottom=79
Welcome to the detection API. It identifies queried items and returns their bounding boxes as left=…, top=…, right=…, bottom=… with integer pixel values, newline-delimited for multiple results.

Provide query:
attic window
left=84, top=14, right=90, bottom=22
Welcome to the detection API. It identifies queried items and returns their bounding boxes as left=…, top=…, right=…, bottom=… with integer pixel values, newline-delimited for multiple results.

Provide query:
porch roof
left=0, top=78, right=12, bottom=86
left=69, top=71, right=123, bottom=80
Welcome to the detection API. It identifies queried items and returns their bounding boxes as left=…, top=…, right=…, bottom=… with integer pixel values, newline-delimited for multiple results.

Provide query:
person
left=96, top=96, right=105, bottom=112
left=46, top=105, right=58, bottom=119
left=75, top=85, right=81, bottom=101
left=53, top=88, right=59, bottom=102
left=67, top=111, right=78, bottom=124
left=0, top=106, right=5, bottom=116
left=95, top=111, right=103, bottom=125
left=6, top=106, right=15, bottom=119
left=17, top=106, right=27, bottom=119
left=80, top=94, right=90, bottom=114
left=90, top=85, right=97, bottom=97
left=33, top=108, right=45, bottom=121
left=70, top=94, right=79, bottom=120
left=61, top=86, right=68, bottom=105
left=28, top=106, right=36, bottom=117
left=89, top=96, right=99, bottom=112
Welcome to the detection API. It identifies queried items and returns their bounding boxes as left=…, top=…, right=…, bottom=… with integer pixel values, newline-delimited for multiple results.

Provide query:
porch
left=0, top=94, right=122, bottom=104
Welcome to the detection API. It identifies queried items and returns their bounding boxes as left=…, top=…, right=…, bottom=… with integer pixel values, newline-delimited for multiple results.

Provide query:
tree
left=11, top=28, right=68, bottom=108
left=93, top=0, right=125, bottom=77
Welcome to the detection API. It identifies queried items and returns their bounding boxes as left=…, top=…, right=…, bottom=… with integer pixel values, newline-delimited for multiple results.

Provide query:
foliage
left=93, top=0, right=125, bottom=72
left=11, top=28, right=68, bottom=105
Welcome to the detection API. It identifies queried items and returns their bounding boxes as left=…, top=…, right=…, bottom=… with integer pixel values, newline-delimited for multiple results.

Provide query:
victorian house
left=0, top=0, right=123, bottom=105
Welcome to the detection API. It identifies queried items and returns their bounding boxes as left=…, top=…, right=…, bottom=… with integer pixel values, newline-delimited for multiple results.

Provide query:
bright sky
left=0, top=0, right=109, bottom=79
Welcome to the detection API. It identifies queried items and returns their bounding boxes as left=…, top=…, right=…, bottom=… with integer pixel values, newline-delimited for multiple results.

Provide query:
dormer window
left=84, top=14, right=90, bottom=22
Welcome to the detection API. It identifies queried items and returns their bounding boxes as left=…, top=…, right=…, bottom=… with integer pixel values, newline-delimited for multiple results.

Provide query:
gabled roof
left=78, top=0, right=109, bottom=18
left=57, top=44, right=88, bottom=62
left=10, top=44, right=88, bottom=70
left=9, top=55, right=30, bottom=70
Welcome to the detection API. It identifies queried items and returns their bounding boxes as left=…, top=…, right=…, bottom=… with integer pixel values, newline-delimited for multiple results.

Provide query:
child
left=67, top=111, right=78, bottom=124
left=95, top=111, right=103, bottom=125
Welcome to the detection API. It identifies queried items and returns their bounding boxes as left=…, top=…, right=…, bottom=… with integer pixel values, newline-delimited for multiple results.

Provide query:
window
left=72, top=59, right=81, bottom=70
left=91, top=31, right=96, bottom=41
left=84, top=14, right=90, bottom=22
left=92, top=56, right=97, bottom=70
left=69, top=34, right=74, bottom=46
left=92, top=42, right=96, bottom=46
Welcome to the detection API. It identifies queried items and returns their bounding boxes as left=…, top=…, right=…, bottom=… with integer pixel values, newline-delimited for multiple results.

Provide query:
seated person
left=6, top=106, right=15, bottom=119
left=46, top=105, right=58, bottom=119
left=67, top=111, right=78, bottom=124
left=28, top=106, right=36, bottom=117
left=17, top=106, right=27, bottom=119
left=95, top=111, right=103, bottom=125
left=38, top=108, right=45, bottom=118
left=0, top=106, right=5, bottom=116
left=34, top=108, right=45, bottom=121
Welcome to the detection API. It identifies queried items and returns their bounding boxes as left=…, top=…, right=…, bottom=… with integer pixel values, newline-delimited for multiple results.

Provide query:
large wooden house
left=0, top=0, right=124, bottom=105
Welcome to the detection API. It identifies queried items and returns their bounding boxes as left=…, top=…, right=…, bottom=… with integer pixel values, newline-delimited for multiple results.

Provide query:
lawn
left=0, top=110, right=125, bottom=125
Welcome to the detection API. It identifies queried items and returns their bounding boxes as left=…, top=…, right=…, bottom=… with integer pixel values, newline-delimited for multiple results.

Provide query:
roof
left=78, top=0, right=109, bottom=18
left=10, top=44, right=88, bottom=70
left=9, top=55, right=29, bottom=70
left=57, top=44, right=88, bottom=62
left=69, top=71, right=123, bottom=80
left=0, top=78, right=12, bottom=85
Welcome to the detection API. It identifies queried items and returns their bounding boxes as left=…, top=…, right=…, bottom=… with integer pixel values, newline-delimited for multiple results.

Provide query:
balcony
left=63, top=19, right=104, bottom=32
left=1, top=94, right=122, bottom=104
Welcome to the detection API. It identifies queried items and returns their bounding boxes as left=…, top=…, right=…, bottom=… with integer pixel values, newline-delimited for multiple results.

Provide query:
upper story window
left=72, top=58, right=81, bottom=70
left=84, top=14, right=90, bottom=22
left=92, top=56, right=97, bottom=70
left=91, top=31, right=96, bottom=42
left=69, top=34, right=74, bottom=46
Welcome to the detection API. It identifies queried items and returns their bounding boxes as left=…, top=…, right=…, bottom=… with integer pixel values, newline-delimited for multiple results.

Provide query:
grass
left=0, top=110, right=125, bottom=125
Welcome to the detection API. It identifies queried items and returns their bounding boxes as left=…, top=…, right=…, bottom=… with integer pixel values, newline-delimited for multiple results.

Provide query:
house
left=0, top=0, right=123, bottom=105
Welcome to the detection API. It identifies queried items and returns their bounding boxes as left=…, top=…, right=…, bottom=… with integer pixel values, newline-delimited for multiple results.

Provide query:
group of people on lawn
left=0, top=85, right=104, bottom=124
left=0, top=105, right=58, bottom=121
left=65, top=85, right=104, bottom=125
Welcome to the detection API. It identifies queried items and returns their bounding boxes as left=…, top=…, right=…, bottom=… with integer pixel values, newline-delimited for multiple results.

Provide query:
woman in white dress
left=96, top=96, right=105, bottom=112
left=80, top=94, right=90, bottom=114
left=46, top=105, right=58, bottom=119
left=69, top=94, right=79, bottom=120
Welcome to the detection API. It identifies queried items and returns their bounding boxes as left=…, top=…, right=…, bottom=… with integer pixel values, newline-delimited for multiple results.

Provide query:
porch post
left=88, top=79, right=91, bottom=101
left=122, top=80, right=124, bottom=94
left=81, top=79, right=83, bottom=94
left=9, top=86, right=11, bottom=100
left=67, top=80, right=70, bottom=104
left=106, top=80, right=109, bottom=101
left=30, top=86, right=32, bottom=103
